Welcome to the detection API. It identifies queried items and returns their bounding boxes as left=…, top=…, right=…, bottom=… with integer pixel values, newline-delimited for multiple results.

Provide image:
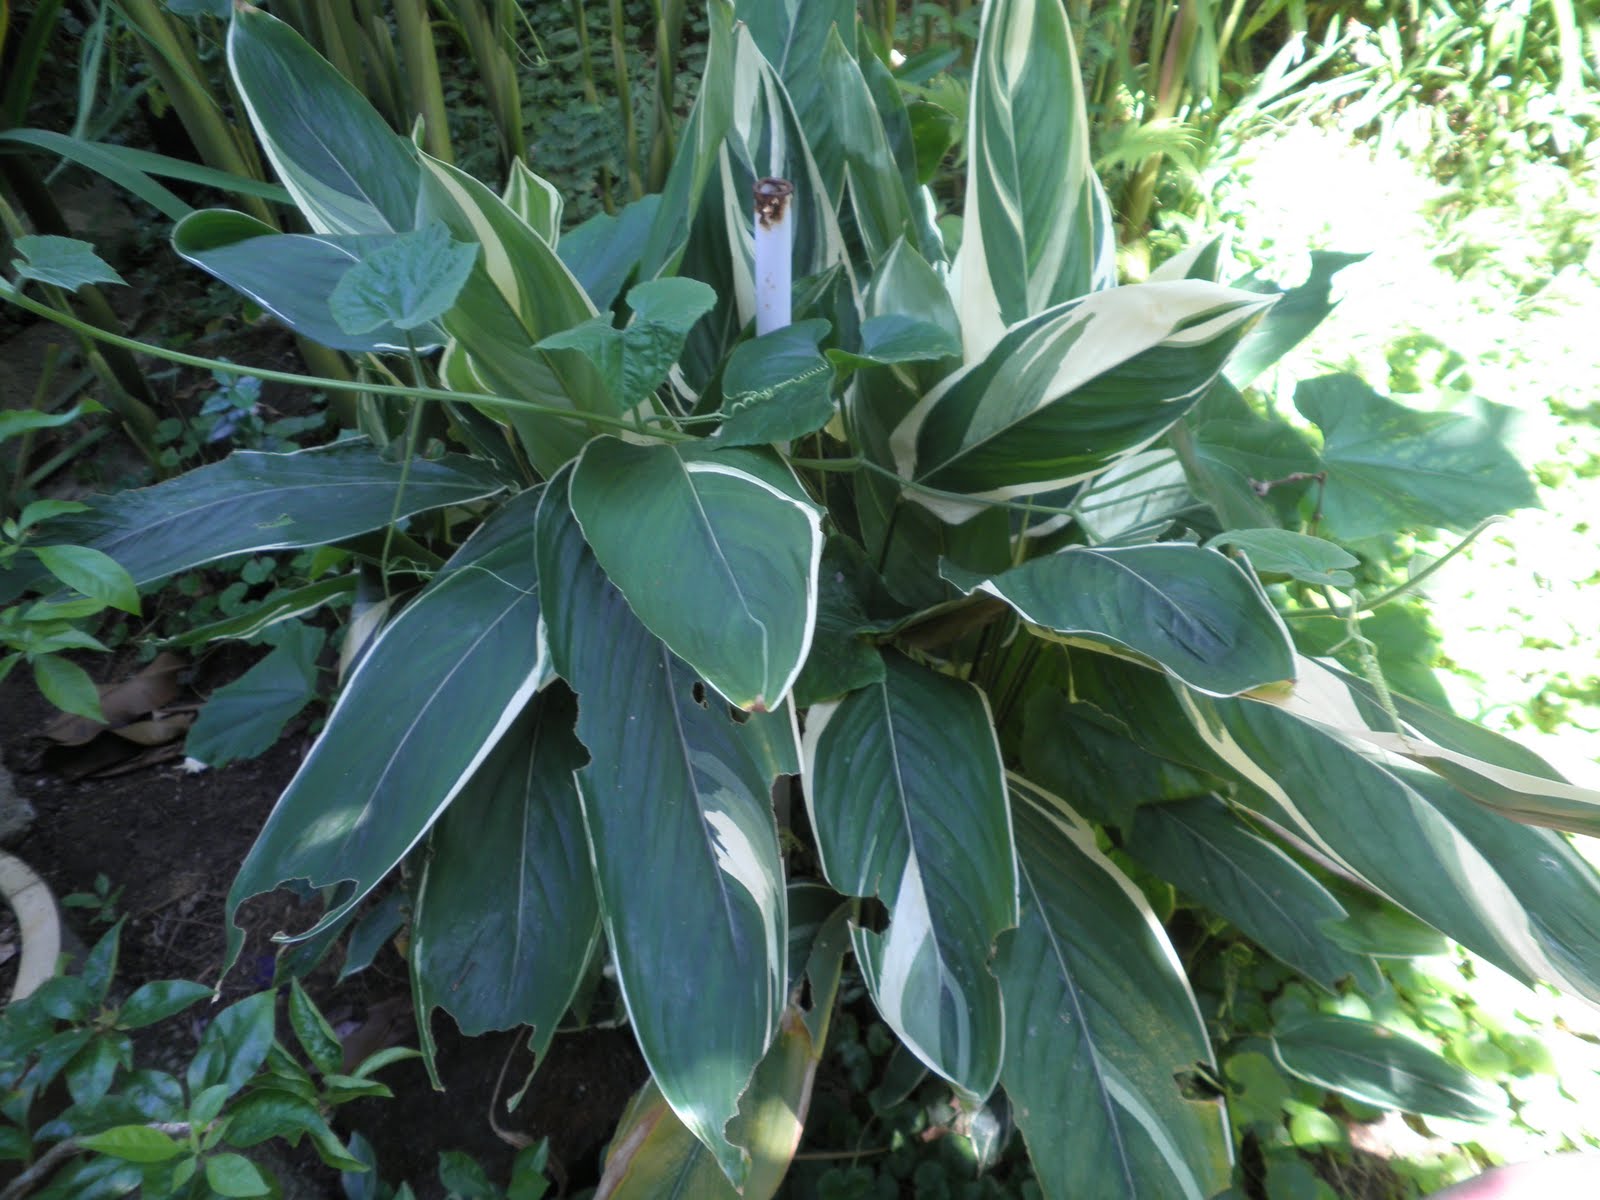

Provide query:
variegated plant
left=5, top=0, right=1592, bottom=1195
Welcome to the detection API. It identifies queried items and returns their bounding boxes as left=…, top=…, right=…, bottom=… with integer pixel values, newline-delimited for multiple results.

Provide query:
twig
left=0, top=1123, right=191, bottom=1200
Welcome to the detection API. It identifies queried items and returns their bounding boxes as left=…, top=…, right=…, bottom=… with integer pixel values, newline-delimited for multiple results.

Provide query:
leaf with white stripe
left=952, top=0, right=1117, bottom=360
left=569, top=438, right=823, bottom=713
left=228, top=6, right=418, bottom=236
left=890, top=281, right=1274, bottom=521
left=802, top=651, right=1017, bottom=1098
left=412, top=684, right=599, bottom=1066
left=944, top=544, right=1294, bottom=697
left=224, top=488, right=549, bottom=969
left=535, top=470, right=791, bottom=1190
left=999, top=777, right=1231, bottom=1200
left=1174, top=686, right=1600, bottom=1004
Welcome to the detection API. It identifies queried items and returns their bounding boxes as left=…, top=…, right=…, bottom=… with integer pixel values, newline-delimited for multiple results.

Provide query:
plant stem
left=0, top=284, right=687, bottom=441
left=395, top=0, right=454, bottom=162
left=609, top=0, right=642, bottom=198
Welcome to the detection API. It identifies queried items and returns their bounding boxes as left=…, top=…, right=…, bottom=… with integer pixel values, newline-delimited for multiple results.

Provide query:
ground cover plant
left=5, top=0, right=1600, bottom=1196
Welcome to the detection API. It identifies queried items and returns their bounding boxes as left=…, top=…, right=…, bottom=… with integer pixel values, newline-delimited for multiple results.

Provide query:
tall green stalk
left=395, top=0, right=454, bottom=161
left=609, top=0, right=642, bottom=199
left=646, top=0, right=687, bottom=192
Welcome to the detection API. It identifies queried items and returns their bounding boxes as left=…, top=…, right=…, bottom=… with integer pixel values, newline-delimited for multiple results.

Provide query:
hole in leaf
left=691, top=681, right=707, bottom=707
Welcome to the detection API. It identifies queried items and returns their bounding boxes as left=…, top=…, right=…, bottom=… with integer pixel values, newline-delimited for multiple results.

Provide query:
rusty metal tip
left=754, top=177, right=794, bottom=198
left=753, top=178, right=794, bottom=229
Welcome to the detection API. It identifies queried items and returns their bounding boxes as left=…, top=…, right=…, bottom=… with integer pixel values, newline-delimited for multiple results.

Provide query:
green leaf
left=1225, top=251, right=1368, bottom=389
left=413, top=686, right=599, bottom=1064
left=1182, top=381, right=1322, bottom=531
left=906, top=100, right=959, bottom=186
left=534, top=471, right=792, bottom=1189
left=116, top=980, right=212, bottom=1030
left=1297, top=375, right=1537, bottom=540
left=1206, top=529, right=1360, bottom=587
left=11, top=234, right=125, bottom=290
left=953, top=0, right=1116, bottom=359
left=438, top=1150, right=497, bottom=1199
left=792, top=537, right=889, bottom=708
left=15, top=440, right=502, bottom=590
left=1126, top=796, right=1380, bottom=992
left=184, top=622, right=325, bottom=768
left=205, top=1152, right=273, bottom=1197
left=186, top=992, right=276, bottom=1103
left=891, top=282, right=1274, bottom=520
left=1271, top=1015, right=1505, bottom=1121
left=415, top=150, right=607, bottom=474
left=537, top=277, right=717, bottom=412
left=1175, top=686, right=1600, bottom=1004
left=228, top=6, right=418, bottom=235
left=801, top=650, right=1016, bottom=1098
left=713, top=320, right=835, bottom=447
left=818, top=26, right=914, bottom=264
left=162, top=575, right=356, bottom=649
left=173, top=211, right=438, bottom=353
left=559, top=194, right=663, bottom=310
left=0, top=404, right=83, bottom=443
left=17, top=499, right=89, bottom=532
left=943, top=543, right=1295, bottom=696
left=225, top=490, right=547, bottom=969
left=569, top=438, right=823, bottom=711
left=502, top=160, right=562, bottom=245
left=329, top=222, right=478, bottom=335
left=825, top=314, right=962, bottom=375
left=288, top=978, right=342, bottom=1077
left=997, top=777, right=1232, bottom=1200
left=222, top=1091, right=334, bottom=1148
left=33, top=654, right=105, bottom=723
left=1071, top=450, right=1196, bottom=545
left=65, top=1038, right=124, bottom=1107
left=76, top=1124, right=183, bottom=1163
left=29, top=545, right=140, bottom=615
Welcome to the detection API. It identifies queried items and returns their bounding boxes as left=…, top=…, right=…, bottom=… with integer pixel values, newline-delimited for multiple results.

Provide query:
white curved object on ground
left=0, top=850, right=61, bottom=1003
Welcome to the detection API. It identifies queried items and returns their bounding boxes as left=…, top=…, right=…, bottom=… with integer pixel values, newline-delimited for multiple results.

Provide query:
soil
left=0, top=654, right=645, bottom=1199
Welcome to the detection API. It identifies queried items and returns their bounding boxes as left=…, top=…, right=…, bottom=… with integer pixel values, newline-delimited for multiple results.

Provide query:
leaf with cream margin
left=890, top=281, right=1274, bottom=522
left=535, top=468, right=792, bottom=1189
left=802, top=650, right=1017, bottom=1098
left=1260, top=655, right=1600, bottom=836
left=951, top=0, right=1117, bottom=361
left=943, top=543, right=1295, bottom=697
left=569, top=438, right=823, bottom=712
left=998, top=776, right=1232, bottom=1199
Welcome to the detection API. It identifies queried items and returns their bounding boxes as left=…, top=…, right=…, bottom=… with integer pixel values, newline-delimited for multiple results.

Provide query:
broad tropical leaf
left=802, top=650, right=1016, bottom=1097
left=411, top=685, right=599, bottom=1067
left=890, top=282, right=1274, bottom=520
left=1225, top=251, right=1368, bottom=389
left=818, top=27, right=914, bottom=264
left=224, top=489, right=547, bottom=967
left=535, top=470, right=793, bottom=1189
left=19, top=440, right=504, bottom=587
left=943, top=543, right=1295, bottom=696
left=1271, top=1014, right=1505, bottom=1121
left=1297, top=375, right=1537, bottom=540
left=569, top=438, right=823, bottom=712
left=734, top=0, right=854, bottom=196
left=1172, top=686, right=1600, bottom=1005
left=1126, top=796, right=1379, bottom=992
left=713, top=320, right=835, bottom=447
left=228, top=6, right=417, bottom=236
left=952, top=0, right=1117, bottom=360
left=174, top=211, right=435, bottom=352
left=595, top=900, right=850, bottom=1200
left=998, top=777, right=1232, bottom=1200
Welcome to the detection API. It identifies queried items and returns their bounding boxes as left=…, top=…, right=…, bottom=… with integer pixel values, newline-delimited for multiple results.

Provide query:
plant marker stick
left=754, top=177, right=794, bottom=334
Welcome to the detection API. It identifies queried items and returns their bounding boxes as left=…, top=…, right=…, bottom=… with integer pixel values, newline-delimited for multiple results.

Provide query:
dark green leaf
left=438, top=1150, right=498, bottom=1199
left=185, top=992, right=276, bottom=1102
left=535, top=470, right=790, bottom=1189
left=558, top=194, right=662, bottom=311
left=33, top=655, right=104, bottom=723
left=225, top=490, right=546, bottom=967
left=117, top=980, right=212, bottom=1030
left=19, top=440, right=503, bottom=589
left=413, top=686, right=599, bottom=1063
left=802, top=650, right=1015, bottom=1098
left=205, top=1152, right=273, bottom=1197
left=714, top=320, right=836, bottom=447
left=825, top=314, right=962, bottom=375
left=185, top=622, right=325, bottom=768
left=1226, top=251, right=1368, bottom=389
left=288, top=978, right=342, bottom=1077
left=222, top=1091, right=333, bottom=1148
left=997, top=778, right=1232, bottom=1200
left=65, top=1037, right=124, bottom=1107
left=943, top=544, right=1295, bottom=696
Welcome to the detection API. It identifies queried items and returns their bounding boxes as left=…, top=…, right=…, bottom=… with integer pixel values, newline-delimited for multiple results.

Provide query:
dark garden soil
left=0, top=660, right=646, bottom=1199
